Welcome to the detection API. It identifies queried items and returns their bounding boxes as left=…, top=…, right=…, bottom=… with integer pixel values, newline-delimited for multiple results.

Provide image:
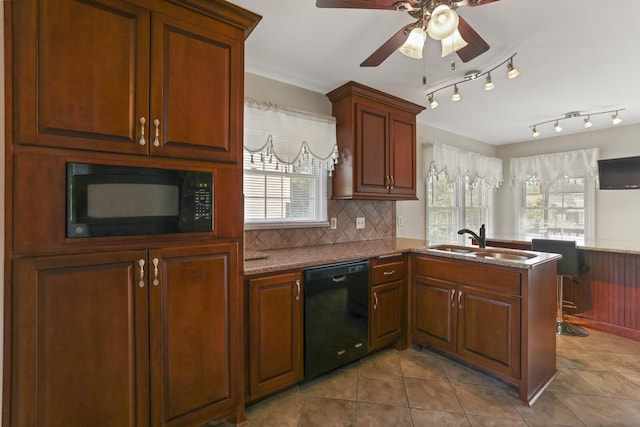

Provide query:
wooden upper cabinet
left=327, top=81, right=425, bottom=200
left=14, top=0, right=247, bottom=163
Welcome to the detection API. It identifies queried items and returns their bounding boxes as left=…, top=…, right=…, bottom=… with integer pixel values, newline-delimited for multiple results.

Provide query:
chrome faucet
left=458, top=224, right=486, bottom=248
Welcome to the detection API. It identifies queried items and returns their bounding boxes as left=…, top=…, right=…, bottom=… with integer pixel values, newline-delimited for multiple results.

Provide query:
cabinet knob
left=139, top=117, right=146, bottom=146
left=153, top=119, right=160, bottom=147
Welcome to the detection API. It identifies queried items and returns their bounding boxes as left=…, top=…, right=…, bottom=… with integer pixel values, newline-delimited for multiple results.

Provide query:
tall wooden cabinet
left=4, top=1, right=261, bottom=425
left=327, top=81, right=425, bottom=200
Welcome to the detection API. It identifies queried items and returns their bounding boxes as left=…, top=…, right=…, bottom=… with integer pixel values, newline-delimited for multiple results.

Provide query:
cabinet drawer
left=412, top=255, right=521, bottom=296
left=371, top=261, right=405, bottom=285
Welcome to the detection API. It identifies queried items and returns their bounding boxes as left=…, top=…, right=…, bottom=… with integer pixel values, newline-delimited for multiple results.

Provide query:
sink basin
left=428, top=245, right=474, bottom=254
left=472, top=252, right=536, bottom=261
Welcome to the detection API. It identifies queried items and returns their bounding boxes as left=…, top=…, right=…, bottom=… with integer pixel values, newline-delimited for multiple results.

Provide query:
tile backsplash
left=245, top=200, right=396, bottom=251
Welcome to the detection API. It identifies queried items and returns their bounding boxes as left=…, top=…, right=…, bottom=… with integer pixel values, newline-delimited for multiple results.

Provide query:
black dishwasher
left=304, top=259, right=369, bottom=380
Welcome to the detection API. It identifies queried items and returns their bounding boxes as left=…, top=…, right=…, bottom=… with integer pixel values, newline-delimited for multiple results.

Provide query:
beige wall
left=495, top=123, right=640, bottom=241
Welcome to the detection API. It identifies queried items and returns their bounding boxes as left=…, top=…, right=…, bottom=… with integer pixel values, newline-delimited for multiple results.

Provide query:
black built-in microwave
left=66, top=162, right=213, bottom=238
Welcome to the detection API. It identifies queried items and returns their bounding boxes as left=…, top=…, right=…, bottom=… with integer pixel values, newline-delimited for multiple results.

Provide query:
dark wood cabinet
left=327, top=81, right=425, bottom=200
left=247, top=272, right=303, bottom=402
left=369, top=257, right=406, bottom=351
left=13, top=0, right=250, bottom=163
left=11, top=243, right=239, bottom=427
left=411, top=254, right=557, bottom=405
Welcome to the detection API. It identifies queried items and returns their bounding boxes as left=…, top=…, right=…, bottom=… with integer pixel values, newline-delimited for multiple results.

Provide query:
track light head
left=484, top=73, right=495, bottom=91
left=532, top=126, right=539, bottom=137
left=584, top=116, right=592, bottom=128
left=507, top=58, right=520, bottom=79
left=554, top=121, right=562, bottom=133
left=451, top=85, right=461, bottom=101
left=428, top=94, right=439, bottom=109
left=612, top=111, right=622, bottom=125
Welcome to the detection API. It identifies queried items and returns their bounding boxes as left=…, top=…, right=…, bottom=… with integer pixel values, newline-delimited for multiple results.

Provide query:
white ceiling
left=230, top=0, right=640, bottom=146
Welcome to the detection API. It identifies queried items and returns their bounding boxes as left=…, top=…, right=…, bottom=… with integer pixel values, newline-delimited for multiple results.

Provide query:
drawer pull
left=451, top=288, right=456, bottom=307
left=373, top=291, right=379, bottom=310
left=138, top=259, right=145, bottom=288
left=337, top=350, right=346, bottom=356
left=383, top=270, right=395, bottom=276
left=458, top=290, right=463, bottom=309
left=139, top=117, right=146, bottom=146
left=295, top=279, right=301, bottom=301
left=152, top=258, right=159, bottom=286
left=153, top=119, right=160, bottom=147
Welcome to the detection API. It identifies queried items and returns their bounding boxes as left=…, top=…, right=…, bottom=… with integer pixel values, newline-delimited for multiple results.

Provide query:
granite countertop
left=483, top=233, right=640, bottom=255
left=244, top=238, right=560, bottom=275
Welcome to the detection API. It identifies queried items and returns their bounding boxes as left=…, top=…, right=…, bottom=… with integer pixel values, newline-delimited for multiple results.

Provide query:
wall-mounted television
left=598, top=156, right=640, bottom=190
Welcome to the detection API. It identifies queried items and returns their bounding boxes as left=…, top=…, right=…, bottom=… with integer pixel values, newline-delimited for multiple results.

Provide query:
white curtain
left=424, top=142, right=503, bottom=189
left=244, top=99, right=337, bottom=165
left=509, top=148, right=599, bottom=186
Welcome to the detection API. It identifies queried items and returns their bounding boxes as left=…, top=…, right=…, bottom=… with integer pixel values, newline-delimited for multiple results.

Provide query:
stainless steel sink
left=428, top=245, right=475, bottom=254
left=472, top=252, right=536, bottom=261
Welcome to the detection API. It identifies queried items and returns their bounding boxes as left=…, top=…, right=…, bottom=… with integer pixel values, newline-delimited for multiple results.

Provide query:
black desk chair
left=531, top=239, right=589, bottom=337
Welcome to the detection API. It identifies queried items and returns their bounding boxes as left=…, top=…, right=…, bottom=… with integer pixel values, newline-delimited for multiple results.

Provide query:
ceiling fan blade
left=465, top=0, right=500, bottom=6
left=360, top=23, right=415, bottom=67
left=455, top=16, right=489, bottom=62
left=316, top=0, right=399, bottom=10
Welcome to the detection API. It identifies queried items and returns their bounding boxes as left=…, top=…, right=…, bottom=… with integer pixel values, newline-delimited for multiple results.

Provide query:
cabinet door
left=412, top=276, right=457, bottom=353
left=354, top=103, right=390, bottom=195
left=248, top=272, right=303, bottom=401
left=389, top=113, right=417, bottom=197
left=457, top=285, right=521, bottom=380
left=149, top=242, right=239, bottom=426
left=12, top=251, right=150, bottom=427
left=14, top=0, right=150, bottom=155
left=150, top=11, right=244, bottom=163
left=370, top=281, right=403, bottom=351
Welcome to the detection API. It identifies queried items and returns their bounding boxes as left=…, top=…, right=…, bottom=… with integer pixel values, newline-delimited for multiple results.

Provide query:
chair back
left=531, top=239, right=580, bottom=277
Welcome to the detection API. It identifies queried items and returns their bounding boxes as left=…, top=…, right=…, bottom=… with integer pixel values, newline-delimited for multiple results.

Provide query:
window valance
left=509, top=148, right=599, bottom=186
left=424, top=142, right=503, bottom=189
left=244, top=99, right=338, bottom=172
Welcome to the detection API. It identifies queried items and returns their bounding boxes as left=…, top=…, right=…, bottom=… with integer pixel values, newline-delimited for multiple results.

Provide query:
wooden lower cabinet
left=411, top=254, right=556, bottom=405
left=369, top=256, right=407, bottom=351
left=247, top=272, right=303, bottom=402
left=11, top=242, right=240, bottom=427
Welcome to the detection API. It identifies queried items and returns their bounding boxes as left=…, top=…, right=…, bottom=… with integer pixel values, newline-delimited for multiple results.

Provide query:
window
left=243, top=150, right=328, bottom=229
left=427, top=172, right=492, bottom=244
left=523, top=176, right=586, bottom=244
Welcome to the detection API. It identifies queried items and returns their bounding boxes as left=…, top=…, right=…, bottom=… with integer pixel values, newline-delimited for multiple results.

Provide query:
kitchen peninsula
left=244, top=238, right=561, bottom=406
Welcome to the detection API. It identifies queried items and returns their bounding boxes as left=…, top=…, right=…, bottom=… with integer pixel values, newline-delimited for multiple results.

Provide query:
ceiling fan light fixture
left=554, top=121, right=562, bottom=133
left=440, top=28, right=468, bottom=57
left=399, top=27, right=427, bottom=59
left=451, top=84, right=461, bottom=102
left=584, top=116, right=592, bottom=128
left=532, top=126, right=539, bottom=137
left=612, top=111, right=622, bottom=125
left=507, top=58, right=520, bottom=79
left=428, top=94, right=439, bottom=109
left=427, top=4, right=459, bottom=40
left=484, top=72, right=495, bottom=91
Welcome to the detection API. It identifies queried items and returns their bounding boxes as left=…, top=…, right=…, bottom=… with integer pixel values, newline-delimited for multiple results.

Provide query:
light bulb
left=584, top=117, right=592, bottom=128
left=612, top=112, right=622, bottom=125
left=451, top=85, right=461, bottom=102
left=532, top=127, right=539, bottom=137
left=554, top=121, right=562, bottom=133
left=484, top=73, right=495, bottom=91
left=428, top=94, right=439, bottom=109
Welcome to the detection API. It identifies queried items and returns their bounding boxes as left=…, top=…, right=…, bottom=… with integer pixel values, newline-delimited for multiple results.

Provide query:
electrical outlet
left=356, top=217, right=365, bottom=229
left=330, top=218, right=337, bottom=229
left=398, top=215, right=403, bottom=226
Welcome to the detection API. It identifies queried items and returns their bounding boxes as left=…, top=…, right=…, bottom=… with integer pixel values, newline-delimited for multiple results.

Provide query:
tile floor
left=242, top=328, right=640, bottom=426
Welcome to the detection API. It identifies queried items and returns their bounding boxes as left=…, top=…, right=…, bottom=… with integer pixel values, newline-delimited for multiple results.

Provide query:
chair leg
left=556, top=275, right=589, bottom=337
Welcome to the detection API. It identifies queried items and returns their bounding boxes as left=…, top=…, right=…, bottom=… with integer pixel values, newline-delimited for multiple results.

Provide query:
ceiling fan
left=315, top=0, right=499, bottom=67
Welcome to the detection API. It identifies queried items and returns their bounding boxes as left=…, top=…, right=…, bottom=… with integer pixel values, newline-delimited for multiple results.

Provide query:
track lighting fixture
left=612, top=111, right=622, bottom=125
left=451, top=85, right=461, bottom=101
left=507, top=58, right=520, bottom=79
left=423, top=53, right=519, bottom=107
left=484, top=73, right=494, bottom=91
left=529, top=109, right=626, bottom=138
left=554, top=121, right=562, bottom=133
left=428, top=94, right=439, bottom=109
